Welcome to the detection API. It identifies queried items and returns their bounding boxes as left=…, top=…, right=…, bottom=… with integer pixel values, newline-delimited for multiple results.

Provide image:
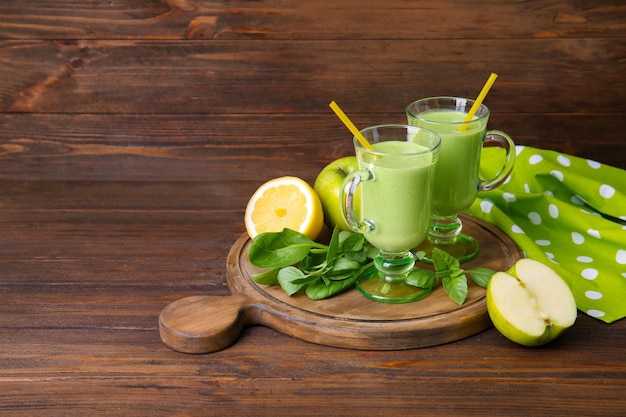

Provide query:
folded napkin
left=467, top=145, right=626, bottom=323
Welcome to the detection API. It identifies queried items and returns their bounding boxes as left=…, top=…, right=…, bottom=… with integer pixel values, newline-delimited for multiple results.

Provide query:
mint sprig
left=409, top=248, right=496, bottom=305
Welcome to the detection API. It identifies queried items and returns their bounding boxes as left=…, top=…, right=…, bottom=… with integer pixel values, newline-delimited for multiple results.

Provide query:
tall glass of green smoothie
left=340, top=125, right=440, bottom=303
left=406, top=96, right=515, bottom=262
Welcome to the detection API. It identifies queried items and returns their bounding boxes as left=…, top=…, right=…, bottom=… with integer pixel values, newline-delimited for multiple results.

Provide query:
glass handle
left=479, top=130, right=516, bottom=191
left=340, top=169, right=374, bottom=233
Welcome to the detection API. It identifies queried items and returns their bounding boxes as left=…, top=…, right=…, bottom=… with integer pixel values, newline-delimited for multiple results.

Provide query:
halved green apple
left=486, top=258, right=577, bottom=346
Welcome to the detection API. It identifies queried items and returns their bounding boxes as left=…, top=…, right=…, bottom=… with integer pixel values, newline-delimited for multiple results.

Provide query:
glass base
left=414, top=233, right=479, bottom=263
left=356, top=268, right=432, bottom=304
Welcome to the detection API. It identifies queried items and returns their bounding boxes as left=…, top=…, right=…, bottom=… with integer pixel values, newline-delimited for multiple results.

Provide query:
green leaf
left=432, top=248, right=460, bottom=274
left=414, top=251, right=427, bottom=262
left=306, top=262, right=375, bottom=300
left=330, top=258, right=361, bottom=273
left=299, top=254, right=327, bottom=273
left=343, top=250, right=368, bottom=263
left=298, top=254, right=314, bottom=271
left=302, top=251, right=329, bottom=272
left=442, top=274, right=468, bottom=305
left=305, top=274, right=358, bottom=300
left=445, top=267, right=465, bottom=279
left=469, top=267, right=496, bottom=288
left=248, top=228, right=326, bottom=269
left=319, top=258, right=360, bottom=281
left=251, top=268, right=280, bottom=285
left=340, top=232, right=365, bottom=253
left=406, top=268, right=439, bottom=288
left=320, top=275, right=330, bottom=286
left=364, top=245, right=379, bottom=259
left=323, top=270, right=356, bottom=281
left=281, top=267, right=327, bottom=285
left=325, top=226, right=341, bottom=264
left=277, top=266, right=308, bottom=296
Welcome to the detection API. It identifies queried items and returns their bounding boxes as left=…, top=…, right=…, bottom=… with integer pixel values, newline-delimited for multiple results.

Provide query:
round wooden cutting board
left=159, top=215, right=522, bottom=354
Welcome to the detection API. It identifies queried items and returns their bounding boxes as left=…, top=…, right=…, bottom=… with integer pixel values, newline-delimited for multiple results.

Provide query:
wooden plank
left=1, top=0, right=625, bottom=40
left=1, top=39, right=624, bottom=115
left=1, top=114, right=624, bottom=179
left=0, top=318, right=624, bottom=415
left=0, top=374, right=622, bottom=416
left=0, top=182, right=245, bottom=260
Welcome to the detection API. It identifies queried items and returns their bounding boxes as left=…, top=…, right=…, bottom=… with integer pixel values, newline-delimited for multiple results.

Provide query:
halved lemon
left=244, top=176, right=324, bottom=240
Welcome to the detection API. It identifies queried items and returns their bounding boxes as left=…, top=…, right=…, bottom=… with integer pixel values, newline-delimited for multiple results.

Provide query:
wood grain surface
left=1, top=1, right=625, bottom=416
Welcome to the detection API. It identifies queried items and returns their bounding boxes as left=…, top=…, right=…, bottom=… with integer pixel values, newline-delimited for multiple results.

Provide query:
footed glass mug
left=406, top=97, right=515, bottom=263
left=340, top=125, right=440, bottom=303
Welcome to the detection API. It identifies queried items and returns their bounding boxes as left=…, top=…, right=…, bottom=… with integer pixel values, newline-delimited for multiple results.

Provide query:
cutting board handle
left=159, top=294, right=249, bottom=354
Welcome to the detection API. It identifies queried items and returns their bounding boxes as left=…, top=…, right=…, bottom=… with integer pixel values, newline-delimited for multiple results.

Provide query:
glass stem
left=428, top=215, right=463, bottom=245
left=374, top=250, right=416, bottom=282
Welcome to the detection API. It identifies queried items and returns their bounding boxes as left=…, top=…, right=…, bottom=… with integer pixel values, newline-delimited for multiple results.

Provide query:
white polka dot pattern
left=585, top=291, right=603, bottom=300
left=503, top=192, right=516, bottom=202
left=528, top=212, right=541, bottom=225
left=599, top=184, right=615, bottom=199
left=581, top=268, right=598, bottom=280
left=550, top=170, right=564, bottom=181
left=548, top=204, right=559, bottom=219
left=587, top=159, right=601, bottom=169
left=587, top=229, right=601, bottom=239
left=468, top=145, right=626, bottom=324
left=480, top=200, right=494, bottom=214
left=557, top=155, right=571, bottom=167
left=571, top=232, right=585, bottom=245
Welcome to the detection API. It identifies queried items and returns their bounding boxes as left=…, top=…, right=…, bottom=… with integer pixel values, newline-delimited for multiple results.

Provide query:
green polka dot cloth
left=467, top=145, right=626, bottom=323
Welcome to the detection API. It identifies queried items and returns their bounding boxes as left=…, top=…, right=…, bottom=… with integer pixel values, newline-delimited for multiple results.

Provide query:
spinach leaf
left=248, top=228, right=327, bottom=269
left=305, top=274, right=358, bottom=300
left=251, top=268, right=280, bottom=285
left=328, top=258, right=361, bottom=275
left=325, top=226, right=341, bottom=265
left=340, top=232, right=365, bottom=252
left=277, top=266, right=309, bottom=296
left=305, top=263, right=375, bottom=300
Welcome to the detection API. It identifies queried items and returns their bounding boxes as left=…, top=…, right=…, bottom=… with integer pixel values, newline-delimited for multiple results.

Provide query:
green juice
left=359, top=140, right=435, bottom=253
left=410, top=110, right=486, bottom=216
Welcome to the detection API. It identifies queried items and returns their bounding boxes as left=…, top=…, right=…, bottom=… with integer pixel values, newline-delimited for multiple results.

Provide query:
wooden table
left=1, top=1, right=624, bottom=415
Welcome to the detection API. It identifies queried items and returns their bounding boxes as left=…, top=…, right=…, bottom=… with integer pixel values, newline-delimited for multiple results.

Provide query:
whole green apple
left=486, top=258, right=577, bottom=346
left=313, top=156, right=358, bottom=231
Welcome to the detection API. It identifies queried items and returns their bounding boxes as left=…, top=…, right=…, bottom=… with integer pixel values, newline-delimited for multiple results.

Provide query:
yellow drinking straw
left=459, top=72, right=498, bottom=131
left=329, top=101, right=376, bottom=151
